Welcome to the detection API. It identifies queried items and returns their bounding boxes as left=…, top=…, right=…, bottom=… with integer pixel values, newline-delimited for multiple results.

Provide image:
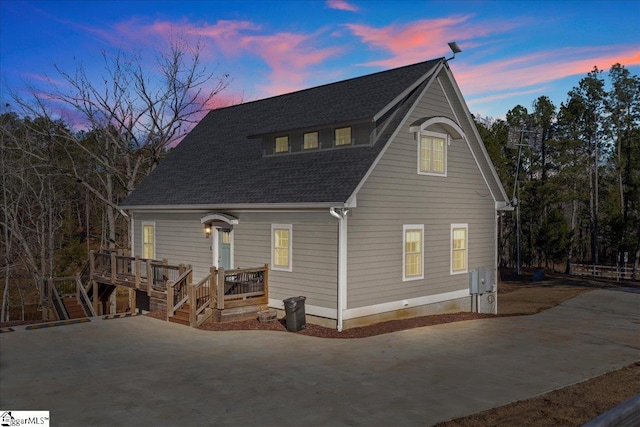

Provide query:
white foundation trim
left=270, top=289, right=470, bottom=321
left=343, top=289, right=470, bottom=320
left=269, top=298, right=337, bottom=318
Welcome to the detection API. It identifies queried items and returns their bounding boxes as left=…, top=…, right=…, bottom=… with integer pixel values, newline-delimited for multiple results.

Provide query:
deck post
left=47, top=277, right=54, bottom=320
left=129, top=288, right=136, bottom=314
left=146, top=261, right=153, bottom=297
left=210, top=267, right=217, bottom=309
left=89, top=251, right=98, bottom=313
left=110, top=252, right=116, bottom=285
left=263, top=263, right=269, bottom=303
left=216, top=268, right=225, bottom=310
left=166, top=280, right=174, bottom=320
left=188, top=283, right=196, bottom=327
left=135, top=256, right=141, bottom=289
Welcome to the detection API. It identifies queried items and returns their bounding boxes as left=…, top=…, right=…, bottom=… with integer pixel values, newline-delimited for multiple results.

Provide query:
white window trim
left=403, top=224, right=424, bottom=282
left=271, top=224, right=292, bottom=272
left=450, top=223, right=468, bottom=275
left=417, top=130, right=448, bottom=177
left=141, top=221, right=156, bottom=260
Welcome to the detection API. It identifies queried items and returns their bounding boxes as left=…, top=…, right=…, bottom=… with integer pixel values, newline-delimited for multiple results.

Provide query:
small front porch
left=86, top=250, right=269, bottom=327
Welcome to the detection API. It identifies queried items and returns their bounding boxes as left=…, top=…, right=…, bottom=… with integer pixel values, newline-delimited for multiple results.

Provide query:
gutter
left=329, top=207, right=349, bottom=332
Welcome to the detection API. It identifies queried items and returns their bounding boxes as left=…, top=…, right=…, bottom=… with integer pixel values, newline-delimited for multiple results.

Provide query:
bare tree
left=15, top=38, right=230, bottom=248
left=0, top=113, right=65, bottom=320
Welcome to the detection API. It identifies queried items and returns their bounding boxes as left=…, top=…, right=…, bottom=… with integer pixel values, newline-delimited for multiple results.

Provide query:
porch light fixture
left=204, top=225, right=212, bottom=238
left=447, top=41, right=462, bottom=61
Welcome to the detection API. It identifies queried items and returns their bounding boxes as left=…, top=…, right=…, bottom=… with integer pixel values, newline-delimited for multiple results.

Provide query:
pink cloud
left=345, top=16, right=515, bottom=68
left=121, top=20, right=343, bottom=97
left=327, top=0, right=359, bottom=12
left=454, top=46, right=640, bottom=98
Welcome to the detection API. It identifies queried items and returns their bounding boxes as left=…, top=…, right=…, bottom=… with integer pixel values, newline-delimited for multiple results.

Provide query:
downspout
left=330, top=207, right=348, bottom=332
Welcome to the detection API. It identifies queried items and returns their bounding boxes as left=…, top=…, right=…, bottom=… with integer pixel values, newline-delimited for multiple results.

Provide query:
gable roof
left=121, top=58, right=506, bottom=209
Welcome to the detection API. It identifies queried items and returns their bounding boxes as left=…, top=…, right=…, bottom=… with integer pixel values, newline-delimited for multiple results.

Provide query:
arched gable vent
left=409, top=116, right=465, bottom=140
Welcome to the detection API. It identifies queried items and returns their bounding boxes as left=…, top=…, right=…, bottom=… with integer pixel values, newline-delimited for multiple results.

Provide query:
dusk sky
left=1, top=0, right=639, bottom=120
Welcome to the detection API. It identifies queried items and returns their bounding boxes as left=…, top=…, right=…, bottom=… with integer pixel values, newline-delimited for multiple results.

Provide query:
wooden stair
left=63, top=298, right=87, bottom=319
left=168, top=303, right=191, bottom=326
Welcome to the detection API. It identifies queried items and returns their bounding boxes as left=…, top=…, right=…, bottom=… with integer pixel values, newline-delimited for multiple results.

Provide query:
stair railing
left=192, top=274, right=213, bottom=326
left=166, top=267, right=192, bottom=320
left=48, top=278, right=69, bottom=320
left=76, top=277, right=97, bottom=317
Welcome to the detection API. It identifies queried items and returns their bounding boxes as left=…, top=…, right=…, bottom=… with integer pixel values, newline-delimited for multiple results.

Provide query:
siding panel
left=347, top=71, right=496, bottom=309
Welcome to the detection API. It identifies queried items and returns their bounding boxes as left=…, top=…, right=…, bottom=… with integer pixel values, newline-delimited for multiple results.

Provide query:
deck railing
left=89, top=250, right=186, bottom=293
left=214, top=264, right=269, bottom=310
left=87, top=251, right=269, bottom=326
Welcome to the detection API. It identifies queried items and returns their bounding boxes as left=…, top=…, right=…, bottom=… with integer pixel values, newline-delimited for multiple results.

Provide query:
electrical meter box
left=469, top=268, right=494, bottom=295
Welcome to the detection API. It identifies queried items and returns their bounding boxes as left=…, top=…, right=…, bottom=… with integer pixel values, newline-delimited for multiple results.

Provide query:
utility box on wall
left=469, top=267, right=495, bottom=295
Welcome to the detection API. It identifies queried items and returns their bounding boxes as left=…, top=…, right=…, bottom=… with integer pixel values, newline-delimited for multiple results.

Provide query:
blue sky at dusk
left=1, top=0, right=639, bottom=120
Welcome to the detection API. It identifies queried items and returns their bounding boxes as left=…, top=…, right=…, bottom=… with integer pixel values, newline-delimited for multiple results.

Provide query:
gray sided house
left=121, top=58, right=510, bottom=330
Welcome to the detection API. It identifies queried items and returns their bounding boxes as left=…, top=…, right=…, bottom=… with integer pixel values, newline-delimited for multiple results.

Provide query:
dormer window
left=304, top=132, right=319, bottom=150
left=418, top=131, right=447, bottom=176
left=275, top=136, right=289, bottom=153
left=335, top=127, right=352, bottom=146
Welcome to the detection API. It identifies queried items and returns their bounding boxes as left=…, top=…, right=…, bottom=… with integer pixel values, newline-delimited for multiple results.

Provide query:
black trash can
left=283, top=296, right=306, bottom=332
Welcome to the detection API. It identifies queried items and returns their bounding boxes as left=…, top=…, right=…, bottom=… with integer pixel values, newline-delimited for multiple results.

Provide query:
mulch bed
left=146, top=310, right=496, bottom=338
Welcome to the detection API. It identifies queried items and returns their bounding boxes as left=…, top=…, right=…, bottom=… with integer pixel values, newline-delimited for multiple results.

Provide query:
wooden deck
left=88, top=251, right=269, bottom=327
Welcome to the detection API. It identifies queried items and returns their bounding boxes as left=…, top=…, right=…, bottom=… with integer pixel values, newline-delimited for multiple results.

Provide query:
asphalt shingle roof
left=122, top=59, right=441, bottom=207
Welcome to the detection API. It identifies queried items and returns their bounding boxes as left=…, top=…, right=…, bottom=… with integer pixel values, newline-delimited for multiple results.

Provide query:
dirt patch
left=435, top=362, right=640, bottom=427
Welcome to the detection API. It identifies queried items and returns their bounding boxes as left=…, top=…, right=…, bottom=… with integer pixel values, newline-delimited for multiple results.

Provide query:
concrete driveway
left=1, top=288, right=639, bottom=426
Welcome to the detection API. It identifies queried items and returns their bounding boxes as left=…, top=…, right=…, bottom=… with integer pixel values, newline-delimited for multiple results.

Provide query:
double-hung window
left=142, top=222, right=155, bottom=259
left=272, top=224, right=292, bottom=272
left=403, top=225, right=424, bottom=281
left=419, top=131, right=447, bottom=175
left=451, top=224, right=468, bottom=274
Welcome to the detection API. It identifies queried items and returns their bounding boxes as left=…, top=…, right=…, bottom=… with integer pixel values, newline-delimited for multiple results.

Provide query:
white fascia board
left=373, top=60, right=444, bottom=122
left=440, top=65, right=510, bottom=204
left=120, top=202, right=346, bottom=211
left=346, top=62, right=443, bottom=207
left=437, top=76, right=498, bottom=205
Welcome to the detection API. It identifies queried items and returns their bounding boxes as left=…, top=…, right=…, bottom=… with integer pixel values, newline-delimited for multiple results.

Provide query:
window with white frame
left=335, top=127, right=352, bottom=146
left=304, top=131, right=319, bottom=150
left=272, top=224, right=292, bottom=272
left=403, top=225, right=424, bottom=281
left=142, top=222, right=155, bottom=259
left=275, top=136, right=289, bottom=153
left=451, top=224, right=468, bottom=274
left=419, top=131, right=447, bottom=175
